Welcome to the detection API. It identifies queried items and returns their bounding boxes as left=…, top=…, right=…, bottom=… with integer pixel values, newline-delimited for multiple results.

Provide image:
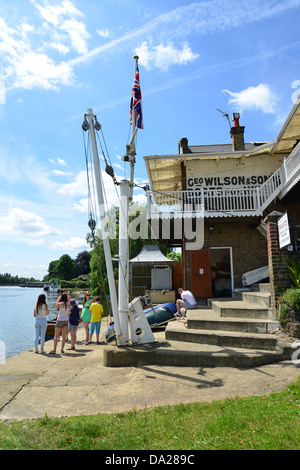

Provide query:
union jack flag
left=130, top=66, right=143, bottom=129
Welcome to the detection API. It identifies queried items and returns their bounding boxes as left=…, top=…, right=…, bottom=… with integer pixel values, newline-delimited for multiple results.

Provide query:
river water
left=0, top=286, right=85, bottom=359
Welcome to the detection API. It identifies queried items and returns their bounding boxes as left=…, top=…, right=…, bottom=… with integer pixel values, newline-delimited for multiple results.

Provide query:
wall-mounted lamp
left=209, top=226, right=214, bottom=234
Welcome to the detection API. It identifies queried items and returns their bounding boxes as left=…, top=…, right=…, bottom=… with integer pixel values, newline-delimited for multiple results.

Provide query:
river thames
left=0, top=286, right=84, bottom=359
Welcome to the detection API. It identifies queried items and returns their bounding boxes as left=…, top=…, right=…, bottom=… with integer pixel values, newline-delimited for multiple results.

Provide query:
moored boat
left=105, top=302, right=177, bottom=343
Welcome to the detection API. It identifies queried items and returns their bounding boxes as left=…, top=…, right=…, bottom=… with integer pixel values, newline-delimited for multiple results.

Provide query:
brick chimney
left=178, top=137, right=189, bottom=154
left=230, top=113, right=245, bottom=151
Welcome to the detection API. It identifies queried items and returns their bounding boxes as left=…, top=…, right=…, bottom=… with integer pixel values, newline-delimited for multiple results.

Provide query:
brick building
left=144, top=100, right=300, bottom=315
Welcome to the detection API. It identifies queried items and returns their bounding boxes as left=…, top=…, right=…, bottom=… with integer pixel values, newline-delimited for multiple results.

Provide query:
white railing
left=147, top=188, right=260, bottom=218
left=147, top=142, right=300, bottom=218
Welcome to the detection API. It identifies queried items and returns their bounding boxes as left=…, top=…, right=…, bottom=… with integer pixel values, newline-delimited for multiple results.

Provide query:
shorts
left=181, top=301, right=197, bottom=309
left=56, top=320, right=68, bottom=329
left=89, top=321, right=101, bottom=335
left=68, top=323, right=78, bottom=330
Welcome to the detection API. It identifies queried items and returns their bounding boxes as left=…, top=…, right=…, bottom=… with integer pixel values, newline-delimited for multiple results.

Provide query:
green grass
left=0, top=377, right=299, bottom=450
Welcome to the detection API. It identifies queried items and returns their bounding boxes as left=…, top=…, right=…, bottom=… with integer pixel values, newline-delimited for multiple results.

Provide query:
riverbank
left=1, top=319, right=299, bottom=422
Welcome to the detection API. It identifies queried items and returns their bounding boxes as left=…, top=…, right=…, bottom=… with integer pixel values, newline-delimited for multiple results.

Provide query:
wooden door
left=190, top=248, right=212, bottom=298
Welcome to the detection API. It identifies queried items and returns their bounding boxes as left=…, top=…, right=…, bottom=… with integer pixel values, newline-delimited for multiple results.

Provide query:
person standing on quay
left=33, top=294, right=49, bottom=354
left=81, top=292, right=92, bottom=344
left=67, top=299, right=81, bottom=350
left=88, top=296, right=103, bottom=344
left=49, top=293, right=70, bottom=354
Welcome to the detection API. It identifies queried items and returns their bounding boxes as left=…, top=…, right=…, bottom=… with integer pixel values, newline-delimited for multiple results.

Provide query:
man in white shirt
left=176, top=287, right=197, bottom=316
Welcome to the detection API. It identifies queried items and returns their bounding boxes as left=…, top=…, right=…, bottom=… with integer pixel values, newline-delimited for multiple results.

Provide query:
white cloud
left=223, top=84, right=278, bottom=114
left=97, top=28, right=110, bottom=38
left=32, top=0, right=85, bottom=26
left=57, top=170, right=88, bottom=197
left=135, top=41, right=199, bottom=71
left=7, top=51, right=74, bottom=91
left=58, top=158, right=68, bottom=166
left=49, top=236, right=89, bottom=251
left=0, top=208, right=61, bottom=243
left=2, top=0, right=299, bottom=94
left=1, top=0, right=88, bottom=92
left=33, top=0, right=90, bottom=54
left=60, top=18, right=90, bottom=54
left=74, top=198, right=88, bottom=213
left=53, top=170, right=73, bottom=176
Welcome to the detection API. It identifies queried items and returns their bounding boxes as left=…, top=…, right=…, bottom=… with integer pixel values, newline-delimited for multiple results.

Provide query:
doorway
left=190, top=247, right=233, bottom=298
left=210, top=247, right=233, bottom=297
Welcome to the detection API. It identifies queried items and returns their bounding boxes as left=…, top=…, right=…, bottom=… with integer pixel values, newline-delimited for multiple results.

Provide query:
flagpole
left=116, top=56, right=139, bottom=344
left=131, top=55, right=139, bottom=140
left=129, top=55, right=139, bottom=201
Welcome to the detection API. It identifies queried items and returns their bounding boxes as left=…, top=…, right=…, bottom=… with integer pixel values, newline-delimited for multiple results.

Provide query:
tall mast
left=85, top=108, right=122, bottom=344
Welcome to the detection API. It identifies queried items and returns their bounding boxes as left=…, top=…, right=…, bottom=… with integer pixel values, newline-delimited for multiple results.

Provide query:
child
left=67, top=299, right=80, bottom=351
left=88, top=296, right=103, bottom=344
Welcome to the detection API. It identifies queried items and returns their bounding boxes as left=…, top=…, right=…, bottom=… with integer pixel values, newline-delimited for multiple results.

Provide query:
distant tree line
left=0, top=273, right=39, bottom=285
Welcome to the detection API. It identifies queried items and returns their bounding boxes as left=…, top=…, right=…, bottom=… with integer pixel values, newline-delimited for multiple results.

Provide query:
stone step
left=242, top=291, right=271, bottom=308
left=187, top=309, right=279, bottom=334
left=165, top=320, right=278, bottom=351
left=211, top=300, right=273, bottom=319
left=103, top=338, right=284, bottom=368
left=251, top=283, right=271, bottom=292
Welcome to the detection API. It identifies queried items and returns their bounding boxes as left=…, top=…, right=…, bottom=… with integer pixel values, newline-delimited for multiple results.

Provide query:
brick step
left=104, top=338, right=285, bottom=368
left=251, top=283, right=271, bottom=292
left=187, top=310, right=278, bottom=334
left=166, top=320, right=278, bottom=351
left=242, top=292, right=271, bottom=307
left=211, top=300, right=273, bottom=319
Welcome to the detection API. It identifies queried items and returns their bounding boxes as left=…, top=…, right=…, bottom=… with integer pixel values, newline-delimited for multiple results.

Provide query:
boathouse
left=144, top=101, right=300, bottom=316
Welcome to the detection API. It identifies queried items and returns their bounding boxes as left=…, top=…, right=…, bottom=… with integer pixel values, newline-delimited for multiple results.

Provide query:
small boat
left=105, top=302, right=177, bottom=343
left=44, top=282, right=59, bottom=293
left=49, top=282, right=59, bottom=293
left=45, top=321, right=56, bottom=340
left=45, top=317, right=83, bottom=341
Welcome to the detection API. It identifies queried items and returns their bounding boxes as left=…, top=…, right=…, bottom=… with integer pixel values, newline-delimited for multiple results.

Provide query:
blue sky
left=0, top=0, right=300, bottom=280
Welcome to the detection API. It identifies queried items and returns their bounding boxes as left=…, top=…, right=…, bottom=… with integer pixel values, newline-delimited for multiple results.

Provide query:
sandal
left=66, top=347, right=75, bottom=350
left=49, top=350, right=56, bottom=354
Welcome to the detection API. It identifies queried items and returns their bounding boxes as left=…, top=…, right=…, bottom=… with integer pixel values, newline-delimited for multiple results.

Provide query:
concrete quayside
left=104, top=283, right=296, bottom=368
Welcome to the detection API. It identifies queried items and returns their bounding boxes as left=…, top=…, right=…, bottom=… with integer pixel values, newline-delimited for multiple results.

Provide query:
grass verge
left=0, top=377, right=299, bottom=450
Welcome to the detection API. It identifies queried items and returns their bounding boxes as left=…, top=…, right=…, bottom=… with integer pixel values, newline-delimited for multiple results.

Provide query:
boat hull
left=45, top=319, right=83, bottom=340
left=105, top=302, right=177, bottom=343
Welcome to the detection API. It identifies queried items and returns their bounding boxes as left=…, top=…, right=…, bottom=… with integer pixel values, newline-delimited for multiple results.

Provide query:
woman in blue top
left=67, top=299, right=80, bottom=350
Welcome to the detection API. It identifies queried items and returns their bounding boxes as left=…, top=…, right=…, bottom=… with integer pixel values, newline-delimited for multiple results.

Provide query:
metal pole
left=118, top=179, right=130, bottom=344
left=86, top=108, right=122, bottom=343
left=129, top=55, right=139, bottom=201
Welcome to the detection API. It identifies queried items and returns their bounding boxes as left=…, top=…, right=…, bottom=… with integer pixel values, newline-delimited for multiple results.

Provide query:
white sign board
left=278, top=213, right=291, bottom=249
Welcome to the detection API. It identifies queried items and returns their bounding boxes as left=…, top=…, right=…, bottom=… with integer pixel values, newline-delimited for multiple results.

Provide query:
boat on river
left=44, top=282, right=59, bottom=293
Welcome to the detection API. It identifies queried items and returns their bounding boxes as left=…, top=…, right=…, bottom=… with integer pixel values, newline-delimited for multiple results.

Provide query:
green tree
left=74, top=250, right=91, bottom=275
left=87, top=202, right=169, bottom=297
left=56, top=254, right=78, bottom=281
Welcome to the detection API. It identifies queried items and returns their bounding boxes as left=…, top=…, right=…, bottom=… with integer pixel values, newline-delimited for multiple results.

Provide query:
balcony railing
left=147, top=142, right=300, bottom=219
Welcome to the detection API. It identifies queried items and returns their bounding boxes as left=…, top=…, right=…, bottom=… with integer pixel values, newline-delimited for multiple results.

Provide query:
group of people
left=33, top=286, right=197, bottom=354
left=33, top=289, right=103, bottom=355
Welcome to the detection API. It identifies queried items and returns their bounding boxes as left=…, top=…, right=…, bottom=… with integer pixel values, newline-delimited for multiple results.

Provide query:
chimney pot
left=232, top=112, right=240, bottom=127
left=230, top=113, right=245, bottom=150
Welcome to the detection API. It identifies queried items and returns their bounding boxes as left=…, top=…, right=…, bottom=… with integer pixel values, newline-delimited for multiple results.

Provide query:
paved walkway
left=0, top=320, right=299, bottom=421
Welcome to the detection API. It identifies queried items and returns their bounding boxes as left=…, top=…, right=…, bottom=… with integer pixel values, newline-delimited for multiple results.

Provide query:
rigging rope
left=82, top=114, right=132, bottom=315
